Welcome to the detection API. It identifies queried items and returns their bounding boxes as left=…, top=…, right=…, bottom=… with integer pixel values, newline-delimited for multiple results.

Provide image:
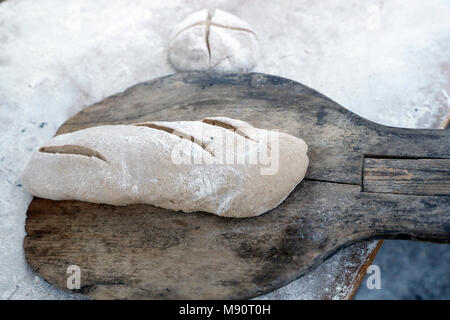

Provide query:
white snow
left=0, top=0, right=449, bottom=299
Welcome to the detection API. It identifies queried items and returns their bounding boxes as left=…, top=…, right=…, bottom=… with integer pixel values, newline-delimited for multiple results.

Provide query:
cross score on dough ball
left=168, top=9, right=259, bottom=72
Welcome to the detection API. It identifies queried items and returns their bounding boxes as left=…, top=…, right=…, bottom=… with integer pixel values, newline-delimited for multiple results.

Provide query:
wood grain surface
left=24, top=72, right=450, bottom=299
left=363, top=158, right=450, bottom=196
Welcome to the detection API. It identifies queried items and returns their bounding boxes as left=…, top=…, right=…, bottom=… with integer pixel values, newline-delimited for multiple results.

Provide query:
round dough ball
left=169, top=9, right=259, bottom=72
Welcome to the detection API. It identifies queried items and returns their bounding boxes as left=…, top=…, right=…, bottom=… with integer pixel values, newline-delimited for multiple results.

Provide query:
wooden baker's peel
left=24, top=73, right=450, bottom=299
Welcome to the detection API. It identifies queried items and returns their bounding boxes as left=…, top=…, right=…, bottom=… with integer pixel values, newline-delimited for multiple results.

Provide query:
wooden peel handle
left=362, top=157, right=450, bottom=196
left=360, top=125, right=450, bottom=243
left=361, top=191, right=450, bottom=243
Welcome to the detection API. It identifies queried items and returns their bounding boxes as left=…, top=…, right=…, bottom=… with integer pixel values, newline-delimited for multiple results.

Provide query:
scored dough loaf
left=22, top=117, right=309, bottom=218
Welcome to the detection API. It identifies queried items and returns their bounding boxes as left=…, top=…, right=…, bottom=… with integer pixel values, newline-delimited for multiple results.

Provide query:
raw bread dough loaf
left=22, top=117, right=308, bottom=218
left=169, top=9, right=259, bottom=72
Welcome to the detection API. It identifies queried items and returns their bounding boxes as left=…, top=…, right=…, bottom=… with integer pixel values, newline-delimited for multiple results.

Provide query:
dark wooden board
left=24, top=73, right=450, bottom=299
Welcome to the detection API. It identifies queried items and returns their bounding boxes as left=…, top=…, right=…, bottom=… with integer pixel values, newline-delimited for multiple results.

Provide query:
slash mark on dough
left=134, top=123, right=216, bottom=157
left=39, top=145, right=108, bottom=163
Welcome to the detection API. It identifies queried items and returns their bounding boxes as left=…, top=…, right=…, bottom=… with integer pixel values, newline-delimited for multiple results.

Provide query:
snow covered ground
left=0, top=0, right=449, bottom=299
